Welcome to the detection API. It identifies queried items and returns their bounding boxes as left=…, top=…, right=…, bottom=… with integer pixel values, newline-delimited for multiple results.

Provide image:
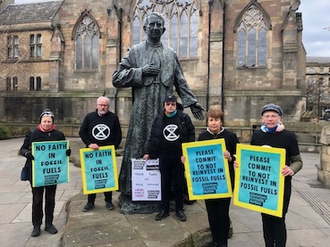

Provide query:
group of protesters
left=19, top=11, right=302, bottom=247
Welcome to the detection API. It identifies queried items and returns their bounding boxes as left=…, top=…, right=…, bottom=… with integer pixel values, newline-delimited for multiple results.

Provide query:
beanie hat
left=39, top=109, right=55, bottom=122
left=261, top=103, right=283, bottom=116
left=164, top=94, right=177, bottom=102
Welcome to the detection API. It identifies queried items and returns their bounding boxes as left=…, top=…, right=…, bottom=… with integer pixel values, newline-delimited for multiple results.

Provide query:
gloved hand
left=66, top=148, right=71, bottom=156
left=190, top=102, right=205, bottom=120
left=25, top=151, right=34, bottom=160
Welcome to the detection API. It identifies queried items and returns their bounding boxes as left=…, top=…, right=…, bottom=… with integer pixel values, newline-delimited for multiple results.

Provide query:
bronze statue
left=112, top=12, right=204, bottom=213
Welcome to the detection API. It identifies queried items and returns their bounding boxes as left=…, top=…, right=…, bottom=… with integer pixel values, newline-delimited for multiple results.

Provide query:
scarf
left=260, top=124, right=277, bottom=133
left=165, top=110, right=177, bottom=118
left=38, top=124, right=56, bottom=133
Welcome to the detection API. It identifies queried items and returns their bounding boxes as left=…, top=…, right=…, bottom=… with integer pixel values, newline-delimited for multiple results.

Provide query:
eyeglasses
left=165, top=102, right=176, bottom=106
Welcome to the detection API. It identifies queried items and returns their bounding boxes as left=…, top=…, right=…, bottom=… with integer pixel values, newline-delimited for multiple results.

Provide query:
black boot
left=45, top=224, right=58, bottom=234
left=31, top=226, right=41, bottom=237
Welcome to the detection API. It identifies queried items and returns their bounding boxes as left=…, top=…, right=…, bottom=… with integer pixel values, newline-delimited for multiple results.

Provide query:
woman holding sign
left=251, top=103, right=303, bottom=247
left=20, top=109, right=71, bottom=237
left=197, top=105, right=239, bottom=247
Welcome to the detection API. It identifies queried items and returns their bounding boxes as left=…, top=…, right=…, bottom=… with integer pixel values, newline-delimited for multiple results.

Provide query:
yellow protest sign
left=80, top=146, right=118, bottom=194
left=234, top=144, right=285, bottom=217
left=182, top=139, right=232, bottom=200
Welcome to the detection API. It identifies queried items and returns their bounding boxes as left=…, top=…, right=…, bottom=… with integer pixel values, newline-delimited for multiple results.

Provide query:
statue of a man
left=112, top=12, right=204, bottom=212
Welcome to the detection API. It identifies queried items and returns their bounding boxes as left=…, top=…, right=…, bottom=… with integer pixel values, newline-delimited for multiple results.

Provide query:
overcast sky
left=299, top=0, right=330, bottom=57
left=14, top=0, right=330, bottom=57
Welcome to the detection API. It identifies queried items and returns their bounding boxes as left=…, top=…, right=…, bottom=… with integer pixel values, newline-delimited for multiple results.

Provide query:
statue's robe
left=113, top=40, right=197, bottom=195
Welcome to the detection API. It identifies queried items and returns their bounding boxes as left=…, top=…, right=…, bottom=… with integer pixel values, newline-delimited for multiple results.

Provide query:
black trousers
left=205, top=198, right=231, bottom=245
left=262, top=213, right=287, bottom=247
left=159, top=153, right=184, bottom=213
left=87, top=192, right=112, bottom=203
left=262, top=182, right=291, bottom=247
left=30, top=183, right=57, bottom=227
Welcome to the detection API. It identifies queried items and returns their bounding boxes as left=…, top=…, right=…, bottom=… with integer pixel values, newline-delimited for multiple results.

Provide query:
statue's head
left=143, top=12, right=166, bottom=43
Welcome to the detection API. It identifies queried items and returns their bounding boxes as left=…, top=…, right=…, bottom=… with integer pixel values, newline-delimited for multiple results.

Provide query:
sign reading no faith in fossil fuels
left=32, top=140, right=70, bottom=187
left=80, top=146, right=118, bottom=194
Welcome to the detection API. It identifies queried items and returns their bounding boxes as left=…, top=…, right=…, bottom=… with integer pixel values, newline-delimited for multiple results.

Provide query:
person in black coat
left=143, top=94, right=195, bottom=221
left=79, top=96, right=122, bottom=212
left=20, top=109, right=71, bottom=237
left=250, top=103, right=302, bottom=247
left=197, top=105, right=239, bottom=247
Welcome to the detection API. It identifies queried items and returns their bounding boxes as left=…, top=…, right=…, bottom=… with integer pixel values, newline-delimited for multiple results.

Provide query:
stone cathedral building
left=0, top=0, right=306, bottom=136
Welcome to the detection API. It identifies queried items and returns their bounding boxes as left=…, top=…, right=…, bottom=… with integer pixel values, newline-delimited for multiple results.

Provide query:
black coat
left=20, top=128, right=66, bottom=182
left=198, top=128, right=239, bottom=189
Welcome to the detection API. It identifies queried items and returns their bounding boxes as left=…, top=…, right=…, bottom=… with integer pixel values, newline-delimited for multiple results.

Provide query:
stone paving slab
left=62, top=192, right=212, bottom=247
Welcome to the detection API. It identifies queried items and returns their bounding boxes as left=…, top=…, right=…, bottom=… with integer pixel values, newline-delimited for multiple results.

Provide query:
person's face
left=262, top=111, right=281, bottom=128
left=208, top=117, right=222, bottom=133
left=40, top=116, right=53, bottom=130
left=164, top=101, right=177, bottom=114
left=144, top=15, right=164, bottom=43
left=97, top=99, right=109, bottom=115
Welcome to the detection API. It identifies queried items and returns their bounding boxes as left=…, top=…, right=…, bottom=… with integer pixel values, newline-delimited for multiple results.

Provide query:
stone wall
left=318, top=125, right=330, bottom=188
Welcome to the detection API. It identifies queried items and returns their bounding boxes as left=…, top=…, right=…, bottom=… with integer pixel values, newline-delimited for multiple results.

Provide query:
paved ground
left=1, top=137, right=330, bottom=246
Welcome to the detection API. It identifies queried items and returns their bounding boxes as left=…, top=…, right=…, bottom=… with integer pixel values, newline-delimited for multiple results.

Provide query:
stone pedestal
left=118, top=193, right=161, bottom=214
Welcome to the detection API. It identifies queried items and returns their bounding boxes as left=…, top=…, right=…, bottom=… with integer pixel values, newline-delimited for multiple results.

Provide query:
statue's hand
left=142, top=63, right=160, bottom=76
left=190, top=102, right=205, bottom=120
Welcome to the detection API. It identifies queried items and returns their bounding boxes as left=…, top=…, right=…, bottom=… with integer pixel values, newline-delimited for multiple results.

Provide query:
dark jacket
left=20, top=128, right=66, bottom=182
left=198, top=128, right=239, bottom=189
left=145, top=109, right=195, bottom=158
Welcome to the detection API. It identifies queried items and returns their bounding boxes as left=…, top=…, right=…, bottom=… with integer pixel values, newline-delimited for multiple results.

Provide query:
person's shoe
left=106, top=201, right=115, bottom=210
left=45, top=224, right=58, bottom=234
left=31, top=226, right=41, bottom=237
left=155, top=210, right=170, bottom=221
left=183, top=195, right=196, bottom=205
left=82, top=202, right=95, bottom=212
left=175, top=210, right=186, bottom=221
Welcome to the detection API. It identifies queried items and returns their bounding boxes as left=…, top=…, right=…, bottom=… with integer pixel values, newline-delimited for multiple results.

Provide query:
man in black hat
left=143, top=94, right=195, bottom=221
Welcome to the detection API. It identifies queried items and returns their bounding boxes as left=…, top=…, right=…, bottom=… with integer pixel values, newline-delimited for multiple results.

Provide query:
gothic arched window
left=73, top=11, right=100, bottom=70
left=132, top=0, right=199, bottom=58
left=235, top=4, right=270, bottom=68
